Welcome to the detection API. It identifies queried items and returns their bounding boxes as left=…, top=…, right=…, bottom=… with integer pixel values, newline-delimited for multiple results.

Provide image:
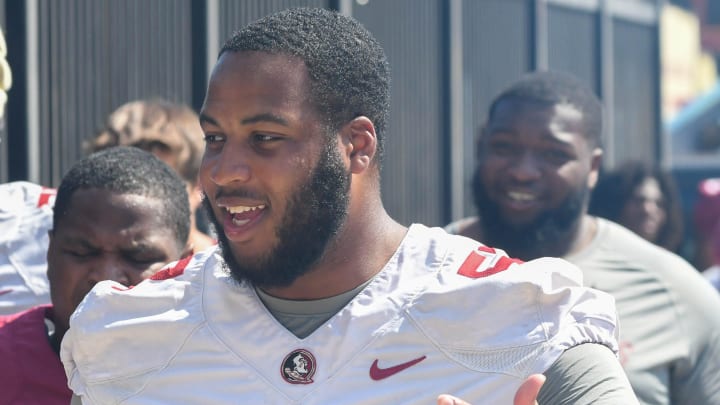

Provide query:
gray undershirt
left=257, top=285, right=638, bottom=404
left=256, top=278, right=372, bottom=339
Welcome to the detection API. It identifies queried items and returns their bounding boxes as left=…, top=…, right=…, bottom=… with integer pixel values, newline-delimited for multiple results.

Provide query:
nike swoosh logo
left=0, top=289, right=13, bottom=296
left=369, top=355, right=427, bottom=380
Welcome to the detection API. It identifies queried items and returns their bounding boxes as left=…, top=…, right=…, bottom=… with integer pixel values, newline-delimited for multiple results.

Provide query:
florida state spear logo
left=281, top=349, right=316, bottom=384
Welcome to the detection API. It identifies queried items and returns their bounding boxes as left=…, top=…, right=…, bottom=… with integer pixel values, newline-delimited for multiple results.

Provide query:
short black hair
left=219, top=7, right=390, bottom=162
left=53, top=146, right=190, bottom=250
left=589, top=161, right=684, bottom=252
left=487, top=71, right=603, bottom=147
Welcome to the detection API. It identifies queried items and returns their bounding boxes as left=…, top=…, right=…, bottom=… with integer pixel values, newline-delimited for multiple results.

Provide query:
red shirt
left=0, top=305, right=72, bottom=404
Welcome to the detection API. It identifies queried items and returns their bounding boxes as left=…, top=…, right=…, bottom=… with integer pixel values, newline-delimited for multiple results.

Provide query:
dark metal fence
left=2, top=0, right=662, bottom=227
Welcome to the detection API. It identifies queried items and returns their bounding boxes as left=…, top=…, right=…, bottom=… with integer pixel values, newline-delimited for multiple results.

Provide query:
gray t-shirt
left=566, top=218, right=720, bottom=405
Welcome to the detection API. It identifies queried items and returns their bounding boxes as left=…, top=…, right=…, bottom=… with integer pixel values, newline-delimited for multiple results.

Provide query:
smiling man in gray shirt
left=447, top=70, right=720, bottom=405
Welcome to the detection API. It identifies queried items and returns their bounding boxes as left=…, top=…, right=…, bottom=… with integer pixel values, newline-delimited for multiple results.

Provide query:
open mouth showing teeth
left=226, top=205, right=266, bottom=214
left=224, top=204, right=266, bottom=227
left=507, top=191, right=536, bottom=202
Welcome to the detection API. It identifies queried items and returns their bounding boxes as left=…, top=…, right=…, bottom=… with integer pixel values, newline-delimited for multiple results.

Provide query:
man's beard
left=472, top=168, right=587, bottom=260
left=203, top=141, right=351, bottom=289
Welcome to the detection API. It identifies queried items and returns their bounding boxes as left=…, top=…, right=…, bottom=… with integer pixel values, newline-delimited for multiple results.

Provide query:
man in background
left=89, top=98, right=216, bottom=253
left=0, top=146, right=190, bottom=404
left=448, top=70, right=720, bottom=404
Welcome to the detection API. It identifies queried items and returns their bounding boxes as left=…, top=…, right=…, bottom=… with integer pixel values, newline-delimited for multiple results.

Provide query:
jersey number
left=457, top=246, right=522, bottom=279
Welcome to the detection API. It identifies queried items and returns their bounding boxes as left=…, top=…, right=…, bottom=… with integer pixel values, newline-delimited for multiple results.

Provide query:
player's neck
left=45, top=311, right=66, bottom=356
left=262, top=208, right=407, bottom=300
left=529, top=214, right=596, bottom=259
left=457, top=217, right=483, bottom=242
left=565, top=214, right=598, bottom=257
left=473, top=214, right=590, bottom=261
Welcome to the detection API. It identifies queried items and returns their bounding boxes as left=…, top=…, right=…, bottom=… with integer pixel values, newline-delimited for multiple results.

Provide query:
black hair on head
left=488, top=70, right=603, bottom=147
left=589, top=161, right=684, bottom=252
left=219, top=7, right=391, bottom=162
left=53, top=146, right=190, bottom=250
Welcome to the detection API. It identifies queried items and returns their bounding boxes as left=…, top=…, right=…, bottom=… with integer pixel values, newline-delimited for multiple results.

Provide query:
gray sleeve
left=666, top=265, right=720, bottom=404
left=537, top=343, right=638, bottom=405
left=671, top=328, right=720, bottom=405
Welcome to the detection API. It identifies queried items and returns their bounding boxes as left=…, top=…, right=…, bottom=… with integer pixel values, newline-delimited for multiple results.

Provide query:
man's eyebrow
left=240, top=113, right=288, bottom=126
left=199, top=112, right=289, bottom=127
left=199, top=113, right=219, bottom=127
left=60, top=235, right=96, bottom=249
left=121, top=243, right=165, bottom=255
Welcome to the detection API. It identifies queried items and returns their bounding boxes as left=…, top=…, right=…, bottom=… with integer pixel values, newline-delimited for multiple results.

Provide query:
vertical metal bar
left=533, top=0, right=549, bottom=70
left=449, top=0, right=464, bottom=221
left=206, top=0, right=219, bottom=78
left=653, top=0, right=667, bottom=168
left=338, top=0, right=353, bottom=16
left=25, top=0, right=39, bottom=183
left=599, top=0, right=615, bottom=167
left=191, top=0, right=208, bottom=110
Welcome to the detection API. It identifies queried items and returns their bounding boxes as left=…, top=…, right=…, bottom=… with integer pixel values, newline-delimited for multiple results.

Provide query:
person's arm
left=670, top=329, right=720, bottom=404
left=437, top=343, right=638, bottom=405
left=537, top=343, right=637, bottom=405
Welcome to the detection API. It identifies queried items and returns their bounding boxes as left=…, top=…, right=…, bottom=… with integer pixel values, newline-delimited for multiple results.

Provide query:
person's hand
left=512, top=374, right=545, bottom=404
left=436, top=373, right=546, bottom=405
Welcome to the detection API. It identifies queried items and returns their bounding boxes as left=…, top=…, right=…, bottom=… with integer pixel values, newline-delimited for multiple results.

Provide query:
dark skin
left=446, top=101, right=606, bottom=404
left=46, top=188, right=187, bottom=350
left=199, top=51, right=546, bottom=404
left=198, top=51, right=406, bottom=300
left=457, top=99, right=602, bottom=259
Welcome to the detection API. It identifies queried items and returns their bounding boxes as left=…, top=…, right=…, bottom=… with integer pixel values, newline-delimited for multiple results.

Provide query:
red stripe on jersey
left=37, top=188, right=57, bottom=207
left=457, top=246, right=523, bottom=279
left=150, top=255, right=193, bottom=280
left=477, top=245, right=496, bottom=254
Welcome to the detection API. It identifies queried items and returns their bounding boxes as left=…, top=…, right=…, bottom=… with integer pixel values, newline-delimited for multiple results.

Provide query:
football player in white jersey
left=1, top=146, right=192, bottom=404
left=62, top=8, right=637, bottom=404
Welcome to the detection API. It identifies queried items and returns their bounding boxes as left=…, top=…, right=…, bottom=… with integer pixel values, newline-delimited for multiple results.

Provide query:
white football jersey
left=0, top=181, right=55, bottom=315
left=62, top=224, right=618, bottom=404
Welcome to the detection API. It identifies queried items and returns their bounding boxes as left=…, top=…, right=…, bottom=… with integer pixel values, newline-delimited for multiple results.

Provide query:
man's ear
left=587, top=147, right=603, bottom=189
left=187, top=182, right=203, bottom=212
left=341, top=116, right=377, bottom=174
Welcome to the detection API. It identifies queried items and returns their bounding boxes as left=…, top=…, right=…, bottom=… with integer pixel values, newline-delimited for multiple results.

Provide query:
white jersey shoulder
left=62, top=224, right=618, bottom=404
left=62, top=247, right=215, bottom=385
left=0, top=181, right=56, bottom=314
left=390, top=225, right=618, bottom=373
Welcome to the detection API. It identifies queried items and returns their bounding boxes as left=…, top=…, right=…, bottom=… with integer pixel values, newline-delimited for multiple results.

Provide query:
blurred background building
left=663, top=0, right=720, bottom=256
left=1, top=0, right=711, bottom=232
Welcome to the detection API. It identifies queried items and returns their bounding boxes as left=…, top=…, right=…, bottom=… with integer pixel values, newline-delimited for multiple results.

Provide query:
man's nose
left=208, top=145, right=252, bottom=186
left=87, top=258, right=130, bottom=286
left=508, top=153, right=542, bottom=181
